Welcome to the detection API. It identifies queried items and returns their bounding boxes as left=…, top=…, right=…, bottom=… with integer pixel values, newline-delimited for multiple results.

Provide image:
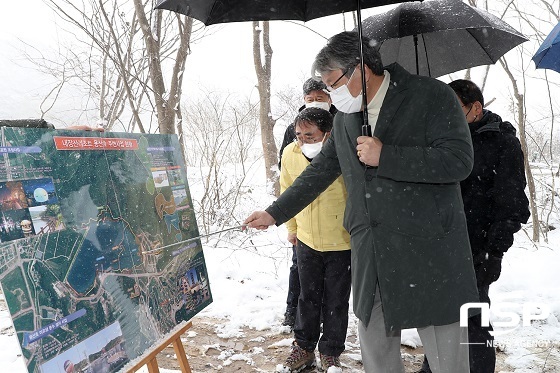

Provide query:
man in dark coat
left=246, top=31, right=478, bottom=373
left=419, top=80, right=530, bottom=373
left=278, top=78, right=337, bottom=329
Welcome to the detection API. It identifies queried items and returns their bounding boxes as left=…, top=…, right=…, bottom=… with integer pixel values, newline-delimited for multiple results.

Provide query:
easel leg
left=147, top=358, right=160, bottom=373
left=173, top=337, right=192, bottom=373
left=126, top=321, right=193, bottom=373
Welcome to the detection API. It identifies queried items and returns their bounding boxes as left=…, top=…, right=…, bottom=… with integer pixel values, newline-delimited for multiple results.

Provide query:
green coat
left=266, top=63, right=479, bottom=331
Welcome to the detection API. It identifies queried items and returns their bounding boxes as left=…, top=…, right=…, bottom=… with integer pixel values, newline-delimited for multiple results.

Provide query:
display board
left=0, top=128, right=211, bottom=373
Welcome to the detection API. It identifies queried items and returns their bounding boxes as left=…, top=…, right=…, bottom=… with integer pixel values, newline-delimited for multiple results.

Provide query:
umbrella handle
left=356, top=0, right=371, bottom=136
left=414, top=34, right=420, bottom=75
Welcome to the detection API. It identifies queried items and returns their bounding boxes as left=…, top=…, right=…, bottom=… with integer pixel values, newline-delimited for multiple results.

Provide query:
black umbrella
left=155, top=0, right=405, bottom=25
left=155, top=0, right=412, bottom=135
left=362, top=0, right=528, bottom=77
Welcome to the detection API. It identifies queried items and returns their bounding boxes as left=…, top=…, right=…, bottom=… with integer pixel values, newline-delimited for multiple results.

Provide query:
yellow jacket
left=280, top=142, right=350, bottom=252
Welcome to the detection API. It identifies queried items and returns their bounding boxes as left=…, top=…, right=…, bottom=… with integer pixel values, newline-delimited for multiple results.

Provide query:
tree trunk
left=43, top=0, right=195, bottom=136
left=252, top=21, right=279, bottom=195
left=172, top=17, right=194, bottom=155
left=500, top=58, right=539, bottom=242
left=134, top=0, right=193, bottom=134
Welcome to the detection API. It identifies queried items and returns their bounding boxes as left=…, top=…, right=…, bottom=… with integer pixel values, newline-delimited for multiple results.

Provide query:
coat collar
left=373, top=63, right=409, bottom=140
left=340, top=63, right=410, bottom=142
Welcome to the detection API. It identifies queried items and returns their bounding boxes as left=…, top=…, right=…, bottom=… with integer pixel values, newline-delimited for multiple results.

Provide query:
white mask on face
left=305, top=101, right=331, bottom=111
left=300, top=142, right=323, bottom=159
left=329, top=83, right=362, bottom=113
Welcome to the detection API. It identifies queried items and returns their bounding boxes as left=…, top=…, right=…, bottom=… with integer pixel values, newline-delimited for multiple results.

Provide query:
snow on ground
left=187, top=222, right=560, bottom=372
left=490, top=233, right=560, bottom=371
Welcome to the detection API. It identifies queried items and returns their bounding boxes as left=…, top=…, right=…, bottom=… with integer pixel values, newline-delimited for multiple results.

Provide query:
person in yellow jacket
left=277, top=107, right=351, bottom=373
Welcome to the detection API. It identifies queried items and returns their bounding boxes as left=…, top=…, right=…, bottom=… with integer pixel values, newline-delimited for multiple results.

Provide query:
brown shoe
left=319, top=353, right=342, bottom=372
left=276, top=342, right=316, bottom=372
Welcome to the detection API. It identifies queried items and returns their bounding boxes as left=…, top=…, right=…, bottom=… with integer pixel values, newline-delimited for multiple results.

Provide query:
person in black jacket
left=279, top=78, right=337, bottom=330
left=419, top=80, right=530, bottom=373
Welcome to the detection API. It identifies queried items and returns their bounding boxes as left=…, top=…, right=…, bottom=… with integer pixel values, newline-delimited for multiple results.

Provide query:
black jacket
left=278, top=104, right=337, bottom=169
left=461, top=110, right=530, bottom=258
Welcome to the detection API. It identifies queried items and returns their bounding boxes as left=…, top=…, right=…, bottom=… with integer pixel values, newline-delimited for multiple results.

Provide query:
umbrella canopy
left=361, top=0, right=528, bottom=77
left=532, top=21, right=560, bottom=74
left=154, top=0, right=405, bottom=25
left=155, top=0, right=412, bottom=135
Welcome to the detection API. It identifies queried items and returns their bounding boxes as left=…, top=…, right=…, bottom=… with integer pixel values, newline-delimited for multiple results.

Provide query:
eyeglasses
left=295, top=130, right=327, bottom=145
left=326, top=68, right=350, bottom=92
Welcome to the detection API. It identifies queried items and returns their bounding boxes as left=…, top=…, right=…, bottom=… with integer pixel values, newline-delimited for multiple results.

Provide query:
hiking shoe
left=276, top=342, right=315, bottom=372
left=319, top=353, right=342, bottom=372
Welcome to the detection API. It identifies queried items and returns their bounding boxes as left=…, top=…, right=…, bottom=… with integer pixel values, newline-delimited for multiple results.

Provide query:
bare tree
left=252, top=21, right=279, bottom=195
left=499, top=57, right=540, bottom=240
left=133, top=0, right=192, bottom=135
left=494, top=0, right=560, bottom=242
left=273, top=83, right=304, bottom=146
left=182, top=90, right=260, bottom=233
left=37, top=0, right=202, bottom=140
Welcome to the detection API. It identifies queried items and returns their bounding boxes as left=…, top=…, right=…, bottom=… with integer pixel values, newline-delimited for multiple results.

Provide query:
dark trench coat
left=266, top=63, right=479, bottom=332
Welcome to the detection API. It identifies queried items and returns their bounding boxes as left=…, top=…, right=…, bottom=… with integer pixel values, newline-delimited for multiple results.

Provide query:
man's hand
left=244, top=211, right=276, bottom=230
left=473, top=251, right=503, bottom=287
left=287, top=232, right=297, bottom=246
left=357, top=136, right=383, bottom=166
left=66, top=125, right=105, bottom=132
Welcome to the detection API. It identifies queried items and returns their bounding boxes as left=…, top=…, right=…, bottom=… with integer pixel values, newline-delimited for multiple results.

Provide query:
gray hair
left=311, top=31, right=384, bottom=80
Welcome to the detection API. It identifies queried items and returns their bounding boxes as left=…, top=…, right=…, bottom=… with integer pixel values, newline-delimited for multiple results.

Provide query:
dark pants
left=468, top=285, right=495, bottom=373
left=294, top=240, right=351, bottom=357
left=285, top=245, right=300, bottom=314
left=422, top=285, right=495, bottom=373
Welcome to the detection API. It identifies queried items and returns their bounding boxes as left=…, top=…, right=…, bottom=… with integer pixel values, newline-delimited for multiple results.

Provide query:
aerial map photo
left=0, top=127, right=212, bottom=373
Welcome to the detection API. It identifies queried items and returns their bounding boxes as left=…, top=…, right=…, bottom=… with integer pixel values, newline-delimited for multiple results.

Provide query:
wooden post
left=127, top=321, right=193, bottom=373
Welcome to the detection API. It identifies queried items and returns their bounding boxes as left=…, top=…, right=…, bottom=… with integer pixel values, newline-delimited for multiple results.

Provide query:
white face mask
left=329, top=83, right=362, bottom=113
left=305, top=101, right=331, bottom=111
left=300, top=141, right=323, bottom=159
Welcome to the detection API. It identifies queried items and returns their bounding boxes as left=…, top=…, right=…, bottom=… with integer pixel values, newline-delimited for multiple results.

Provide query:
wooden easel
left=127, top=321, right=193, bottom=373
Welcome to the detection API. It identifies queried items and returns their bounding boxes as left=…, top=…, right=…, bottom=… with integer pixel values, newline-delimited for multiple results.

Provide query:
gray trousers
left=358, top=287, right=469, bottom=373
